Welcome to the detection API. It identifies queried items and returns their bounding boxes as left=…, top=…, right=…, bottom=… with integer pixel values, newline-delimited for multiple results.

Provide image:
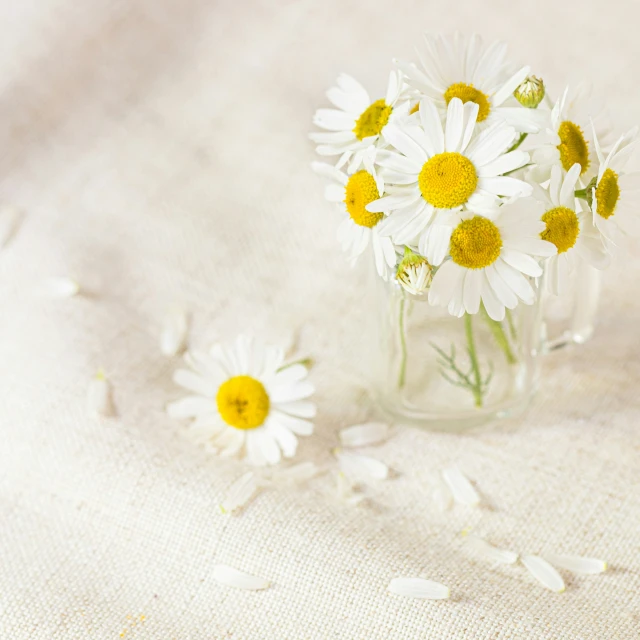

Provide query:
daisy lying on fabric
left=167, top=335, right=315, bottom=466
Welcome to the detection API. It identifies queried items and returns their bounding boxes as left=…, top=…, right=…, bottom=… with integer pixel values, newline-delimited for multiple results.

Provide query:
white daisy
left=530, top=84, right=613, bottom=183
left=367, top=97, right=532, bottom=265
left=167, top=335, right=315, bottom=466
left=428, top=201, right=556, bottom=320
left=310, top=71, right=407, bottom=170
left=396, top=33, right=543, bottom=134
left=531, top=163, right=609, bottom=295
left=590, top=125, right=640, bottom=250
left=312, top=158, right=398, bottom=278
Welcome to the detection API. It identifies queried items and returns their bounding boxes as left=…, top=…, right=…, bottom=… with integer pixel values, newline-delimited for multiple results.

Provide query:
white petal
left=160, top=308, right=188, bottom=356
left=269, top=409, right=313, bottom=436
left=87, top=371, right=114, bottom=417
left=388, top=578, right=449, bottom=600
left=466, top=535, right=518, bottom=564
left=335, top=449, right=389, bottom=480
left=277, top=401, right=316, bottom=419
left=212, top=564, right=270, bottom=591
left=521, top=555, right=565, bottom=592
left=339, top=422, right=389, bottom=447
left=173, top=369, right=216, bottom=396
left=219, top=472, right=260, bottom=514
left=442, top=467, right=480, bottom=506
left=167, top=395, right=216, bottom=418
left=336, top=471, right=365, bottom=505
left=0, top=205, right=22, bottom=248
left=42, top=276, right=80, bottom=298
left=432, top=477, right=453, bottom=512
left=270, top=462, right=319, bottom=484
left=544, top=553, right=607, bottom=575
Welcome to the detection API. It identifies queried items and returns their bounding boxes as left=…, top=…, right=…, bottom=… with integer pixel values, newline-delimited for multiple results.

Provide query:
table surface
left=1, top=1, right=639, bottom=638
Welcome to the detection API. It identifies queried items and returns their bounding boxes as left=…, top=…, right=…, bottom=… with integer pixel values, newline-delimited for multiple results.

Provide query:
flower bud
left=514, top=76, right=545, bottom=109
left=396, top=248, right=433, bottom=295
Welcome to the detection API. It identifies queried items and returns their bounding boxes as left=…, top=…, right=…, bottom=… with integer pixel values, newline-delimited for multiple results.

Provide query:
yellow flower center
left=595, top=168, right=620, bottom=219
left=418, top=152, right=478, bottom=209
left=541, top=206, right=579, bottom=254
left=353, top=99, right=392, bottom=140
left=444, top=83, right=491, bottom=122
left=216, top=375, right=270, bottom=430
left=557, top=121, right=590, bottom=174
left=450, top=216, right=502, bottom=269
left=345, top=170, right=383, bottom=228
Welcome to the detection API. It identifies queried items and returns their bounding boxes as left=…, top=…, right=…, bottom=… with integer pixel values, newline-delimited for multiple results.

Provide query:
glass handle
left=542, top=265, right=602, bottom=351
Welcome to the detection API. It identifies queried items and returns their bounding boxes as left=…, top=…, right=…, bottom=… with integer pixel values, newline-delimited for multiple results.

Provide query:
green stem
left=481, top=307, right=517, bottom=365
left=277, top=357, right=313, bottom=372
left=507, top=133, right=528, bottom=153
left=505, top=308, right=517, bottom=342
left=398, top=296, right=408, bottom=388
left=464, top=314, right=483, bottom=407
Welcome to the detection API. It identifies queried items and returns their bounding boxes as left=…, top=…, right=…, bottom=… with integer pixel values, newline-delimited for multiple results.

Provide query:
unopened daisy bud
left=396, top=248, right=433, bottom=296
left=514, top=76, right=545, bottom=108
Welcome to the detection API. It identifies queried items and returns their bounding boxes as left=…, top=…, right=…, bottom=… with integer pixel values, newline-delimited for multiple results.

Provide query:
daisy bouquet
left=311, top=33, right=638, bottom=414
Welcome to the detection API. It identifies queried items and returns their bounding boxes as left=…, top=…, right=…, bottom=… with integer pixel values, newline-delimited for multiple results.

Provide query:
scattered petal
left=545, top=553, right=607, bottom=575
left=87, top=370, right=114, bottom=417
left=336, top=471, right=365, bottom=505
left=0, top=205, right=22, bottom=248
left=432, top=477, right=453, bottom=512
left=335, top=449, right=389, bottom=480
left=442, top=467, right=480, bottom=506
left=388, top=577, right=450, bottom=600
left=219, top=472, right=260, bottom=514
left=339, top=422, right=389, bottom=447
left=160, top=308, right=188, bottom=356
left=43, top=276, right=80, bottom=298
left=212, top=564, right=270, bottom=591
left=521, top=555, right=565, bottom=592
left=269, top=461, right=319, bottom=484
left=465, top=535, right=518, bottom=564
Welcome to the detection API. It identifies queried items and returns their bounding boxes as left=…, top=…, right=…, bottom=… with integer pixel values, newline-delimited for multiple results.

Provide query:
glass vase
left=541, top=264, right=602, bottom=351
left=372, top=277, right=544, bottom=432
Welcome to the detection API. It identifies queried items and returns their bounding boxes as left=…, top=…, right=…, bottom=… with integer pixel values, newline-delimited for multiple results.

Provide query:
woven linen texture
left=0, top=1, right=639, bottom=638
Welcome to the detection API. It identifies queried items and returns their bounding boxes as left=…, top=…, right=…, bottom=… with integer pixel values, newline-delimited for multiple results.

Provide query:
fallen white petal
left=0, top=206, right=21, bottom=248
left=335, top=449, right=389, bottom=480
left=336, top=471, right=365, bottom=505
left=270, top=462, right=319, bottom=484
left=43, top=276, right=80, bottom=297
left=442, top=467, right=480, bottom=506
left=160, top=308, right=188, bottom=356
left=521, top=555, right=565, bottom=592
left=212, top=564, right=270, bottom=591
left=87, top=370, right=114, bottom=417
left=545, top=553, right=607, bottom=575
left=466, top=535, right=518, bottom=564
left=339, top=422, right=389, bottom=448
left=432, top=477, right=453, bottom=512
left=219, top=472, right=260, bottom=514
left=388, top=577, right=450, bottom=600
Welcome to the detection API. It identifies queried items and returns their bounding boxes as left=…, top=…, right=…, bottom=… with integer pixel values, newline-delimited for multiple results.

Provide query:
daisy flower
left=427, top=202, right=556, bottom=320
left=590, top=125, right=640, bottom=249
left=167, top=335, right=315, bottom=466
left=531, top=163, right=609, bottom=295
left=310, top=71, right=407, bottom=171
left=396, top=33, right=543, bottom=134
left=530, top=84, right=613, bottom=183
left=367, top=97, right=532, bottom=265
left=312, top=156, right=397, bottom=278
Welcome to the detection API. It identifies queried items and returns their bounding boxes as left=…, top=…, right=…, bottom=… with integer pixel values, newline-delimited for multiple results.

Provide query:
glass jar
left=372, top=277, right=544, bottom=432
left=541, top=265, right=602, bottom=351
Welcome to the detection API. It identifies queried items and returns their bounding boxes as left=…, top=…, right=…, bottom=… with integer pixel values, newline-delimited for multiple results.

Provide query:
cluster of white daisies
left=311, top=33, right=639, bottom=321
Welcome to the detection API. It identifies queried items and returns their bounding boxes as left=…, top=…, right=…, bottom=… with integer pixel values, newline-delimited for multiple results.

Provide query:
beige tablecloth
left=1, top=1, right=639, bottom=638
